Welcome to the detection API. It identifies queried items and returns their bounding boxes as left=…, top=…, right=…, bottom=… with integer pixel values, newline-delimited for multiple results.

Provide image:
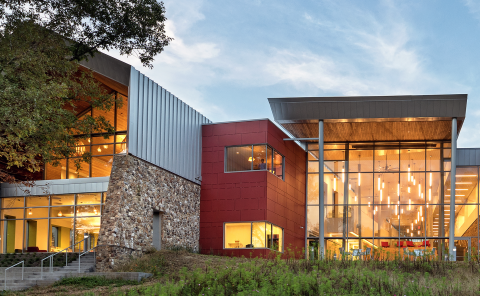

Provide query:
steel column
left=449, top=118, right=457, bottom=260
left=318, top=120, right=325, bottom=257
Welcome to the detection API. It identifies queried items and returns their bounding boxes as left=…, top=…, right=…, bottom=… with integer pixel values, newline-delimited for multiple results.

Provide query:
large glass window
left=44, top=92, right=128, bottom=180
left=306, top=141, right=475, bottom=259
left=224, top=222, right=284, bottom=252
left=0, top=192, right=104, bottom=253
left=225, top=145, right=285, bottom=180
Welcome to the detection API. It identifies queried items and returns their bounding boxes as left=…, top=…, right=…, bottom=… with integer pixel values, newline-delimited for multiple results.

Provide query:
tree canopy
left=0, top=0, right=172, bottom=184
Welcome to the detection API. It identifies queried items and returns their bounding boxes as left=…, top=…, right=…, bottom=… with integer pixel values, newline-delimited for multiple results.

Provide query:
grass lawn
left=6, top=250, right=480, bottom=296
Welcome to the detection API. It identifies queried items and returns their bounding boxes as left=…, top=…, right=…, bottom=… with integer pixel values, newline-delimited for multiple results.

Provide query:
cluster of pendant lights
left=331, top=155, right=435, bottom=237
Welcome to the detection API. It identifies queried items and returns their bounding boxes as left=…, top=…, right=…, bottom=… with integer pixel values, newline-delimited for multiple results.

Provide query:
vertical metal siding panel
left=195, top=113, right=201, bottom=182
left=180, top=101, right=186, bottom=179
left=165, top=91, right=171, bottom=171
left=178, top=101, right=184, bottom=178
left=476, top=149, right=480, bottom=166
left=187, top=107, right=193, bottom=181
left=149, top=80, right=155, bottom=162
left=128, top=68, right=139, bottom=156
left=160, top=88, right=167, bottom=169
left=170, top=94, right=176, bottom=173
left=150, top=83, right=157, bottom=164
left=155, top=85, right=161, bottom=166
left=470, top=149, right=476, bottom=166
left=135, top=73, right=143, bottom=158
left=142, top=77, right=149, bottom=159
left=169, top=93, right=175, bottom=172
left=145, top=79, right=152, bottom=161
left=175, top=98, right=181, bottom=176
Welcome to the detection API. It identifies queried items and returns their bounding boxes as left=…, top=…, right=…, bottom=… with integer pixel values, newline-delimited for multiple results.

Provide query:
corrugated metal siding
left=1, top=177, right=110, bottom=197
left=128, top=68, right=211, bottom=184
left=457, top=148, right=480, bottom=166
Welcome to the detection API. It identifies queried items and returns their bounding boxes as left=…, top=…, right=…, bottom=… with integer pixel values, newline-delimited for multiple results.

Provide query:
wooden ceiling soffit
left=282, top=120, right=453, bottom=142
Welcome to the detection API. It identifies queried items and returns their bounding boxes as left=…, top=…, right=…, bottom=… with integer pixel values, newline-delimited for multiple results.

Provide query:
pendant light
left=29, top=209, right=32, bottom=215
left=58, top=211, right=63, bottom=217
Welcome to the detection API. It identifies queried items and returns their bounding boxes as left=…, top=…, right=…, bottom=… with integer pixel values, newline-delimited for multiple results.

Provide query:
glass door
left=453, top=238, right=471, bottom=261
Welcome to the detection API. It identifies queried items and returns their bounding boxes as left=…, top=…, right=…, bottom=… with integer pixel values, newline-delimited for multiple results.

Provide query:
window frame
left=223, top=221, right=284, bottom=252
left=224, top=144, right=285, bottom=181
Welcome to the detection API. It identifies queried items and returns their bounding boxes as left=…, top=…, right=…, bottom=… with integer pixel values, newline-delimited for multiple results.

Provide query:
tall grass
left=102, top=252, right=480, bottom=296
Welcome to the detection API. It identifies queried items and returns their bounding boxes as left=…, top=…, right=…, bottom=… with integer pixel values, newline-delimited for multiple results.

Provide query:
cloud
left=464, top=0, right=480, bottom=21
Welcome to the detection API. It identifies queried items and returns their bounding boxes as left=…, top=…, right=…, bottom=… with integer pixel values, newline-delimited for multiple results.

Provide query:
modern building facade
left=0, top=52, right=210, bottom=269
left=0, top=50, right=478, bottom=263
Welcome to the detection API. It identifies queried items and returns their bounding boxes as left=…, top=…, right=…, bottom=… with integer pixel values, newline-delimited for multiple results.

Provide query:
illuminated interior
left=307, top=142, right=480, bottom=260
left=0, top=193, right=103, bottom=253
left=44, top=94, right=128, bottom=180
left=224, top=222, right=283, bottom=251
left=225, top=145, right=284, bottom=180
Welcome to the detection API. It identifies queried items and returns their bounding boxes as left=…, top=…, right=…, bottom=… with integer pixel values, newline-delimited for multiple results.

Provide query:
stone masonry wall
left=96, top=154, right=200, bottom=271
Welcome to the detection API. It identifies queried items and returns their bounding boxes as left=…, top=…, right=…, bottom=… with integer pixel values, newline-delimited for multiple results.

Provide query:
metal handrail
left=40, top=237, right=89, bottom=279
left=4, top=261, right=24, bottom=290
left=78, top=245, right=99, bottom=273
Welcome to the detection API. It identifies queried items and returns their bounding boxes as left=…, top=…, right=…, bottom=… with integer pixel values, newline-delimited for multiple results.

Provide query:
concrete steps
left=1, top=253, right=96, bottom=291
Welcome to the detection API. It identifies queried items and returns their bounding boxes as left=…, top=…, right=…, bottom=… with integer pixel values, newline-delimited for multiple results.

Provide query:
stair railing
left=78, top=244, right=99, bottom=273
left=4, top=260, right=24, bottom=290
left=40, top=237, right=89, bottom=279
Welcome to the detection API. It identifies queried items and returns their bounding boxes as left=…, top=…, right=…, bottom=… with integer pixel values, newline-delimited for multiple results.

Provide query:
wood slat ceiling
left=283, top=121, right=453, bottom=142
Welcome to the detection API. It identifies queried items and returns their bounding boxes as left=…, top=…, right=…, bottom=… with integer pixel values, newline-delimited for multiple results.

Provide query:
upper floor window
left=225, top=144, right=284, bottom=180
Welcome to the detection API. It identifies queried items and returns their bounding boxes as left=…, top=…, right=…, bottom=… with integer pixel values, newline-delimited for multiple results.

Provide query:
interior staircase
left=0, top=253, right=95, bottom=291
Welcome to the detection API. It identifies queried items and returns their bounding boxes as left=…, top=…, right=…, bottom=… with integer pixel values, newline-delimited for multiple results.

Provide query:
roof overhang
left=79, top=51, right=131, bottom=96
left=268, top=94, right=467, bottom=142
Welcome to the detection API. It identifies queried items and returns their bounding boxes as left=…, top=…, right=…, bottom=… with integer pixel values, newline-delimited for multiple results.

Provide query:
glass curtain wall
left=0, top=193, right=104, bottom=253
left=44, top=94, right=128, bottom=180
left=306, top=142, right=479, bottom=260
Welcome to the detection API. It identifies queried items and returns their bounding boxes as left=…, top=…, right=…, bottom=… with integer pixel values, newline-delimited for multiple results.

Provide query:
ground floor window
left=224, top=221, right=283, bottom=252
left=0, top=193, right=104, bottom=253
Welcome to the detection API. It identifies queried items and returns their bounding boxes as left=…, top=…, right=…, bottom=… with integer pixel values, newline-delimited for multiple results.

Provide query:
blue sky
left=106, top=0, right=480, bottom=147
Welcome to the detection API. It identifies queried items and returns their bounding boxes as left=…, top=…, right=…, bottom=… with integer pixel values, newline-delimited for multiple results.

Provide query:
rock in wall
left=96, top=154, right=200, bottom=271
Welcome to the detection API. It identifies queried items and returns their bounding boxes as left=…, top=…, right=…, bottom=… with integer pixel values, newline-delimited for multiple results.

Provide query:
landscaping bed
left=0, top=252, right=77, bottom=267
left=5, top=250, right=480, bottom=295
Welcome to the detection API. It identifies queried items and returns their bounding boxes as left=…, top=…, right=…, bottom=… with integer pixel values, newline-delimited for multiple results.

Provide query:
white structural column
left=318, top=120, right=325, bottom=257
left=449, top=118, right=457, bottom=260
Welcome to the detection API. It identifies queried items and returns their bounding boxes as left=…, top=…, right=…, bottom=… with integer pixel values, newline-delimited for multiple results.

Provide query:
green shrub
left=54, top=276, right=138, bottom=288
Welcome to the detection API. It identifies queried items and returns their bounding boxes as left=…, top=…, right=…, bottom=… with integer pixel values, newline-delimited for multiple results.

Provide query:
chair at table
left=396, top=241, right=404, bottom=247
left=413, top=249, right=424, bottom=260
left=352, top=249, right=362, bottom=260
left=363, top=247, right=372, bottom=260
left=339, top=247, right=351, bottom=260
left=406, top=241, right=415, bottom=248
left=402, top=248, right=414, bottom=261
left=381, top=242, right=390, bottom=248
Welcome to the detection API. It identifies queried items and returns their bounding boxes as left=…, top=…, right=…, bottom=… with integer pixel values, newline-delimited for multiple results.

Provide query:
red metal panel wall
left=200, top=120, right=306, bottom=257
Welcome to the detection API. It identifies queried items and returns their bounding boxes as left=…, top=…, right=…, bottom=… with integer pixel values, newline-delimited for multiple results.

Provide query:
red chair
left=396, top=241, right=404, bottom=247
left=406, top=241, right=415, bottom=247
left=420, top=240, right=431, bottom=247
left=381, top=242, right=390, bottom=248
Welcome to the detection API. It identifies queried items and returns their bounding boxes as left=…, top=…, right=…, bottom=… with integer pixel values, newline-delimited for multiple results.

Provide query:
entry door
left=454, top=238, right=471, bottom=261
left=153, top=212, right=162, bottom=250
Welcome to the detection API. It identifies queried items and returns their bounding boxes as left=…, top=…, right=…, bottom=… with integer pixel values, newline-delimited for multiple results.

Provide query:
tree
left=0, top=1, right=172, bottom=184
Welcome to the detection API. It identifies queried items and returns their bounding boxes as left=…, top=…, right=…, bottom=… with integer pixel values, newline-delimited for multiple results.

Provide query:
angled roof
left=268, top=94, right=468, bottom=141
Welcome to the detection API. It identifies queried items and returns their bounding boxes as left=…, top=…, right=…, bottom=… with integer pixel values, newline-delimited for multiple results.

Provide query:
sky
left=105, top=0, right=480, bottom=148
